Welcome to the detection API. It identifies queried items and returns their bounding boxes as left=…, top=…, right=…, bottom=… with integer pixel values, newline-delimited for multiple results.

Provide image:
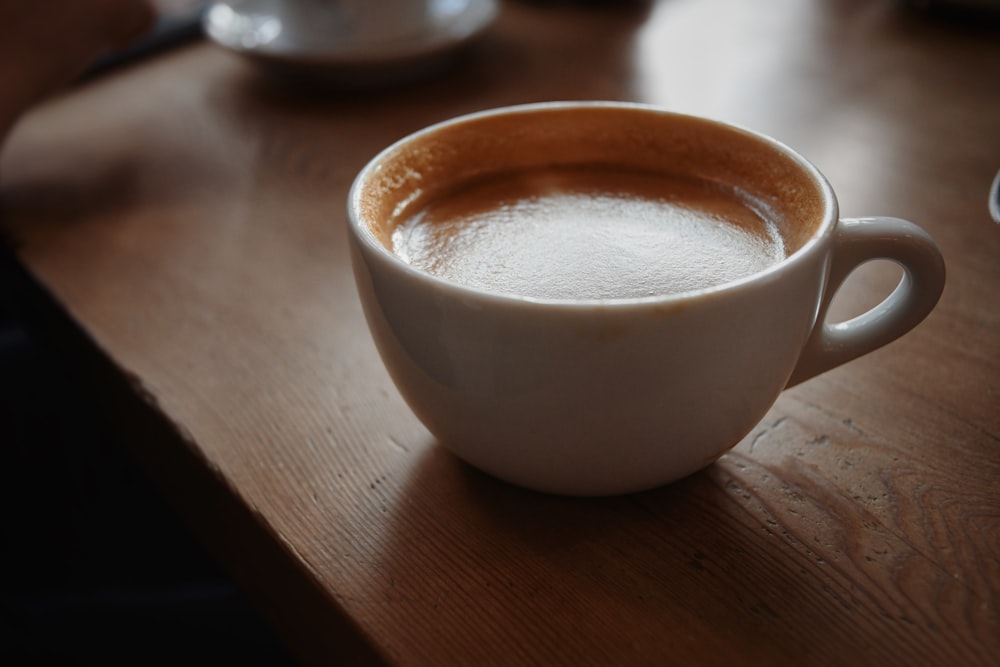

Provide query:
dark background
left=0, top=253, right=301, bottom=666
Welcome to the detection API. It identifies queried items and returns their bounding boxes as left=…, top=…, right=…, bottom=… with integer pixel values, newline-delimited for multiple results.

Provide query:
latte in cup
left=390, top=165, right=786, bottom=300
left=348, top=102, right=945, bottom=496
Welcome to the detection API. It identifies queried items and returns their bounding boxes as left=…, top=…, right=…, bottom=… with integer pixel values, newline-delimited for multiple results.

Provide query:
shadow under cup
left=347, top=103, right=898, bottom=496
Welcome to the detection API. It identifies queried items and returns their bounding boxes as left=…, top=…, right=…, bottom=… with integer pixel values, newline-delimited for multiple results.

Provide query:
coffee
left=350, top=103, right=945, bottom=495
left=389, top=165, right=786, bottom=300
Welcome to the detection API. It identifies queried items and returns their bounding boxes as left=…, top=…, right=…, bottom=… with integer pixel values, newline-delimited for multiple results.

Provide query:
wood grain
left=1, top=0, right=997, bottom=664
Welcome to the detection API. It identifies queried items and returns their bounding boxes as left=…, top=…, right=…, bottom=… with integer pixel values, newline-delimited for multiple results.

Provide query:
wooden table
left=2, top=0, right=998, bottom=664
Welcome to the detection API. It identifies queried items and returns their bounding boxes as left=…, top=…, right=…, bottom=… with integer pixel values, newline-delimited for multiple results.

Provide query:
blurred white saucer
left=203, top=0, right=498, bottom=85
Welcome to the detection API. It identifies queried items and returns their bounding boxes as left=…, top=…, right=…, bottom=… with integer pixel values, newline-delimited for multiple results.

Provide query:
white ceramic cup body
left=347, top=102, right=945, bottom=496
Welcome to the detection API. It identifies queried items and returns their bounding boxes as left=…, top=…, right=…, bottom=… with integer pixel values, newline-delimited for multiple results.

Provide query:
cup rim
left=347, top=100, right=839, bottom=308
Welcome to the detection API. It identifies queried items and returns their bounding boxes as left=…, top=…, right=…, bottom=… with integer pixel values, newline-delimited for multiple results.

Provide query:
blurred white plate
left=204, top=0, right=498, bottom=85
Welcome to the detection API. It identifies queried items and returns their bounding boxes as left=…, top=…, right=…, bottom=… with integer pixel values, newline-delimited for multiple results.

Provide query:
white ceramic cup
left=347, top=102, right=946, bottom=496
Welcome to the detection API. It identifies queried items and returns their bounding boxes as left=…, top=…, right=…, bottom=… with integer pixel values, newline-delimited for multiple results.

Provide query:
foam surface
left=391, top=167, right=785, bottom=300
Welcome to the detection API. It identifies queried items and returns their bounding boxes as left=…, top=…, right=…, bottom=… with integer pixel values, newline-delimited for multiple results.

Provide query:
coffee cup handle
left=786, top=216, right=946, bottom=387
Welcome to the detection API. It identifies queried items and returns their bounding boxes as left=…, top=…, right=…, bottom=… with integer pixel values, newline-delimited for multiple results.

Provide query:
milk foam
left=391, top=168, right=785, bottom=300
